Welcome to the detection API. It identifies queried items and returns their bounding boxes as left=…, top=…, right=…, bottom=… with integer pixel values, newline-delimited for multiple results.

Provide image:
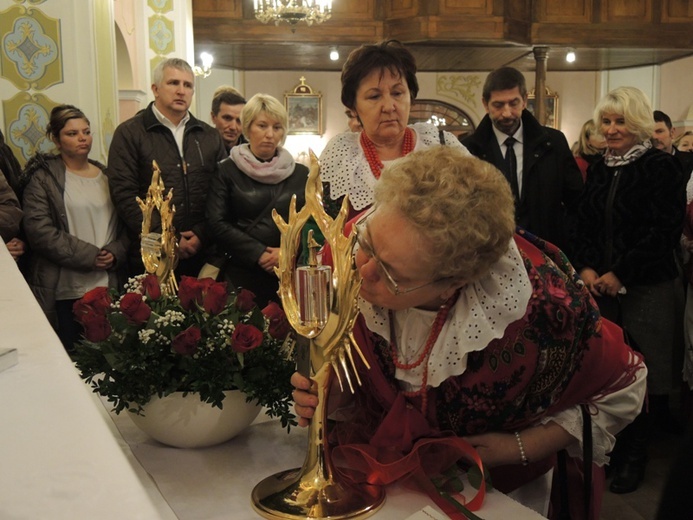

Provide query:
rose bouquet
left=72, top=274, right=296, bottom=429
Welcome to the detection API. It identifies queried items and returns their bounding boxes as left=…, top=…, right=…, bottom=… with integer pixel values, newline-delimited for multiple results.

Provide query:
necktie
left=504, top=137, right=520, bottom=201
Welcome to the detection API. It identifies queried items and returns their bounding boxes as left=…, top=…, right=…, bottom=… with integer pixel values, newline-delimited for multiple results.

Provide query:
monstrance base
left=251, top=467, right=385, bottom=520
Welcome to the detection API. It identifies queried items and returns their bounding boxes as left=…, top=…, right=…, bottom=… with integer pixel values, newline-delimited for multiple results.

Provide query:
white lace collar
left=318, top=122, right=468, bottom=211
left=359, top=238, right=532, bottom=390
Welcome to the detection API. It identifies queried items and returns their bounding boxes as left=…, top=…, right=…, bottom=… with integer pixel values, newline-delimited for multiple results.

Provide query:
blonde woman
left=572, top=87, right=687, bottom=494
left=206, top=93, right=308, bottom=307
left=573, top=118, right=606, bottom=181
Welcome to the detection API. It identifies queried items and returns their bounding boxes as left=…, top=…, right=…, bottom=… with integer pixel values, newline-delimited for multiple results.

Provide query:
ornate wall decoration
left=148, top=0, right=173, bottom=14
left=0, top=5, right=62, bottom=91
left=148, top=15, right=174, bottom=55
left=436, top=74, right=484, bottom=122
left=4, top=92, right=59, bottom=160
left=436, top=74, right=482, bottom=108
left=149, top=55, right=166, bottom=77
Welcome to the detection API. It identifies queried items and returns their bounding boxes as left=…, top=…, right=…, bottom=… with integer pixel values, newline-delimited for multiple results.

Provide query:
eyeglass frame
left=353, top=212, right=450, bottom=296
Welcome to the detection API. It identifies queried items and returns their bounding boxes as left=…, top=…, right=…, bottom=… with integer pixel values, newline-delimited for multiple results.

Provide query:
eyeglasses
left=353, top=214, right=448, bottom=296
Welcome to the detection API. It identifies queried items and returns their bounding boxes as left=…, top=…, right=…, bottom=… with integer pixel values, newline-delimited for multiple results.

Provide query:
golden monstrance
left=136, top=160, right=178, bottom=294
left=251, top=152, right=385, bottom=519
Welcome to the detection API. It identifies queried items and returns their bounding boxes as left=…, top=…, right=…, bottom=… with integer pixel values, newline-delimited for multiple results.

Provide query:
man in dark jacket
left=652, top=110, right=693, bottom=180
left=107, top=57, right=226, bottom=279
left=210, top=86, right=247, bottom=155
left=461, top=67, right=583, bottom=253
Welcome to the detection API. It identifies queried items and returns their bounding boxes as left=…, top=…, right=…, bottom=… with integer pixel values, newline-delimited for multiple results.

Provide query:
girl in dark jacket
left=22, top=105, right=128, bottom=354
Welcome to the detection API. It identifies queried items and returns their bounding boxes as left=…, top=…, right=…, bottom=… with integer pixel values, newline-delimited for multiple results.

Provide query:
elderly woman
left=572, top=86, right=687, bottom=494
left=206, top=93, right=308, bottom=307
left=293, top=146, right=646, bottom=519
left=319, top=39, right=467, bottom=219
left=22, top=105, right=128, bottom=354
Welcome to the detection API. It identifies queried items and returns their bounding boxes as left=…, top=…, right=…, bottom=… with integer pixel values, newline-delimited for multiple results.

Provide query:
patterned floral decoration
left=0, top=5, right=62, bottom=91
left=148, top=0, right=173, bottom=14
left=436, top=74, right=481, bottom=108
left=148, top=15, right=174, bottom=55
left=4, top=92, right=58, bottom=161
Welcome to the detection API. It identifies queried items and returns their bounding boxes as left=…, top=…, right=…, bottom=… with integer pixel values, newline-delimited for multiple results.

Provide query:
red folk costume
left=324, top=228, right=645, bottom=520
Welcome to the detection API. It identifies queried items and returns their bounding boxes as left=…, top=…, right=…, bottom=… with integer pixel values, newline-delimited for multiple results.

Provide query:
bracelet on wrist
left=514, top=431, right=530, bottom=466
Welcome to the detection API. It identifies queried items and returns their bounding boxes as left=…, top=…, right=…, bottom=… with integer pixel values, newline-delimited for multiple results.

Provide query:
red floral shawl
left=325, top=229, right=643, bottom=519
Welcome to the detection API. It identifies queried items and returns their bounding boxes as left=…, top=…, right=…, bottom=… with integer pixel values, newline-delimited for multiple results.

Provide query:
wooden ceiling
left=192, top=0, right=693, bottom=73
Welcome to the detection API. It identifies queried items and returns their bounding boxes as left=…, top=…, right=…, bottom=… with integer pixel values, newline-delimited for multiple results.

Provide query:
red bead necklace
left=360, top=127, right=415, bottom=179
left=388, top=290, right=460, bottom=414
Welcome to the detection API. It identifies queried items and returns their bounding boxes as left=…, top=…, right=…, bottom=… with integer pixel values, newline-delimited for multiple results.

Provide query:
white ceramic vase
left=129, top=389, right=262, bottom=448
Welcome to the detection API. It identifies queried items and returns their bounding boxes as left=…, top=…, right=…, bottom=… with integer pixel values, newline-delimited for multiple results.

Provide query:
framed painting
left=526, top=87, right=559, bottom=129
left=285, top=77, right=322, bottom=135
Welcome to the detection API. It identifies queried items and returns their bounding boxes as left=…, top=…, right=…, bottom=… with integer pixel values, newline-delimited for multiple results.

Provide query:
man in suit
left=461, top=67, right=583, bottom=253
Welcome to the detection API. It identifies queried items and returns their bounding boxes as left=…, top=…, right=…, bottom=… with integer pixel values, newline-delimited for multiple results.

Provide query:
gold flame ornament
left=251, top=151, right=385, bottom=519
left=136, top=160, right=179, bottom=295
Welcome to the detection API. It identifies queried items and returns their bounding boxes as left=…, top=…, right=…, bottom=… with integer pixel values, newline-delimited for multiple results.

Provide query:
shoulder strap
left=439, top=129, right=446, bottom=145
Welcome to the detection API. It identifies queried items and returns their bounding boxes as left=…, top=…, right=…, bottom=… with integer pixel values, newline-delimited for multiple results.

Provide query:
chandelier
left=193, top=52, right=213, bottom=78
left=253, top=0, right=332, bottom=31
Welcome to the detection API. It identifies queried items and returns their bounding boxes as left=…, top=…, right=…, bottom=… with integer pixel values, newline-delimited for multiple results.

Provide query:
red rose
left=231, top=323, right=264, bottom=353
left=262, top=301, right=290, bottom=340
left=178, top=276, right=204, bottom=310
left=203, top=281, right=228, bottom=315
left=76, top=286, right=111, bottom=315
left=141, top=274, right=161, bottom=301
left=172, top=325, right=201, bottom=355
left=120, top=292, right=152, bottom=325
left=235, top=289, right=257, bottom=313
left=80, top=313, right=112, bottom=342
left=178, top=276, right=216, bottom=310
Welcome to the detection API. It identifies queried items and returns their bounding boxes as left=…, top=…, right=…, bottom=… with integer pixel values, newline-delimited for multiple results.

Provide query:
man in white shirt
left=106, top=58, right=226, bottom=279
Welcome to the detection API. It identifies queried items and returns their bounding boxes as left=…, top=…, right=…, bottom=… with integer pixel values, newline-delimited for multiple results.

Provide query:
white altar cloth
left=105, top=400, right=546, bottom=519
left=0, top=242, right=175, bottom=520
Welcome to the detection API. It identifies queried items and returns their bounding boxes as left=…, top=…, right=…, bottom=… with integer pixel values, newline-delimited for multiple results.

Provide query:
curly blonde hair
left=593, top=86, right=654, bottom=143
left=374, top=147, right=515, bottom=283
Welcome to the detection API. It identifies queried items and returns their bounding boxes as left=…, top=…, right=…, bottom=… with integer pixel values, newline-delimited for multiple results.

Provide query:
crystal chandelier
left=253, top=0, right=332, bottom=31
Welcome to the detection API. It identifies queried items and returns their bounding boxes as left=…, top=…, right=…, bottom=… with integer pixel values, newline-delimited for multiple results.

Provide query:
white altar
left=0, top=242, right=544, bottom=519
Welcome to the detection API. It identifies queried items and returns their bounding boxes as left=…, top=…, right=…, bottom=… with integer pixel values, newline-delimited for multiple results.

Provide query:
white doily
left=318, top=122, right=469, bottom=211
left=359, top=237, right=532, bottom=390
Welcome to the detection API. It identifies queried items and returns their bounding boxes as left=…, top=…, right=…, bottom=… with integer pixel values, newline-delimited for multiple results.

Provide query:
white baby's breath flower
left=137, top=328, right=156, bottom=345
left=154, top=310, right=186, bottom=328
left=123, top=274, right=147, bottom=295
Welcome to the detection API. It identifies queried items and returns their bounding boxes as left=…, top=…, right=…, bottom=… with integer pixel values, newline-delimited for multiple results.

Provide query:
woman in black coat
left=206, top=93, right=308, bottom=307
left=572, top=86, right=687, bottom=494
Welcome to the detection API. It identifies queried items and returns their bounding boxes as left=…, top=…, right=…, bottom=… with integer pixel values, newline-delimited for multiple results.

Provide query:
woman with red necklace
left=318, top=40, right=468, bottom=220
left=292, top=146, right=647, bottom=520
